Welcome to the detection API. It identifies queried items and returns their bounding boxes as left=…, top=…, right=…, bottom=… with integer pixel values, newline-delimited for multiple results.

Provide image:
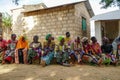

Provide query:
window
left=82, top=17, right=87, bottom=31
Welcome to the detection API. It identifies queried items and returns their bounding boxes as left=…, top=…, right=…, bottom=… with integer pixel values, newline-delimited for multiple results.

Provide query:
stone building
left=12, top=0, right=94, bottom=42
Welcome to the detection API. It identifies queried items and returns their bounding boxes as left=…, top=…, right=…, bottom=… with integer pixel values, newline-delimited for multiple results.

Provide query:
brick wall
left=74, top=2, right=91, bottom=38
left=24, top=5, right=75, bottom=42
left=12, top=2, right=91, bottom=42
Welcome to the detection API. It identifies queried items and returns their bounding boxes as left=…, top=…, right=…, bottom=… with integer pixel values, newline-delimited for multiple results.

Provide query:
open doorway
left=101, top=20, right=119, bottom=43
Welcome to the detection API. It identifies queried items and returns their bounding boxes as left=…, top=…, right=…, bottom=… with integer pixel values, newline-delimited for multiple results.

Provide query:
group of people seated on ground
left=0, top=32, right=120, bottom=67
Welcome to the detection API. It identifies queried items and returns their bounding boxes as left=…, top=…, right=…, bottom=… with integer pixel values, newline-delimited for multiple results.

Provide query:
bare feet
left=2, top=60, right=5, bottom=65
left=98, top=58, right=102, bottom=66
left=113, top=60, right=118, bottom=66
left=41, top=60, right=46, bottom=67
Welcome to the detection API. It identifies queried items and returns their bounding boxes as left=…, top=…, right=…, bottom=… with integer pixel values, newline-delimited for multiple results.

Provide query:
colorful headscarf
left=16, top=36, right=28, bottom=49
left=81, top=37, right=88, bottom=43
left=46, top=34, right=52, bottom=41
left=58, top=36, right=64, bottom=42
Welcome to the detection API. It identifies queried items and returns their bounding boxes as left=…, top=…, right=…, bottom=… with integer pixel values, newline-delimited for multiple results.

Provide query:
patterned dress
left=73, top=41, right=84, bottom=63
left=28, top=42, right=42, bottom=63
left=101, top=44, right=116, bottom=64
left=4, top=40, right=17, bottom=63
left=55, top=43, right=69, bottom=64
left=0, top=39, right=7, bottom=63
left=41, top=41, right=55, bottom=65
left=82, top=43, right=100, bottom=64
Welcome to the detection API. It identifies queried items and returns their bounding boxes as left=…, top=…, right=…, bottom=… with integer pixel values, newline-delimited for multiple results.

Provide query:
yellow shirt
left=65, top=37, right=71, bottom=44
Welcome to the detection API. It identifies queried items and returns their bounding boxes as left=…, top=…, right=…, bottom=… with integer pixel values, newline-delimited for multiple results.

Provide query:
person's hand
left=22, top=48, right=27, bottom=52
left=15, top=49, right=18, bottom=52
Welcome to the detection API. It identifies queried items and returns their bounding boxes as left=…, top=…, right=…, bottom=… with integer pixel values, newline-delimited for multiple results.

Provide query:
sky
left=0, top=0, right=119, bottom=15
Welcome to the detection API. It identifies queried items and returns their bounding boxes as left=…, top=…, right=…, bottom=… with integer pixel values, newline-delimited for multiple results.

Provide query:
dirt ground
left=0, top=64, right=120, bottom=80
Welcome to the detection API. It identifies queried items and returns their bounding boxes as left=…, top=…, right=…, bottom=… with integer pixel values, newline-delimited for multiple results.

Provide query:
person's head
left=76, top=36, right=80, bottom=43
left=82, top=37, right=89, bottom=45
left=0, top=34, right=3, bottom=41
left=91, top=36, right=97, bottom=43
left=61, top=38, right=65, bottom=43
left=103, top=37, right=109, bottom=44
left=11, top=34, right=16, bottom=41
left=66, top=32, right=70, bottom=38
left=46, top=34, right=52, bottom=41
left=21, top=36, right=25, bottom=42
left=58, top=36, right=64, bottom=44
left=33, top=35, right=39, bottom=43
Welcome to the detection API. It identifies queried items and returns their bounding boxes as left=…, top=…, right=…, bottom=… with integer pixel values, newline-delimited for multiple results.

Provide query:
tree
left=12, top=0, right=19, bottom=5
left=2, top=12, right=12, bottom=28
left=2, top=12, right=12, bottom=39
left=100, top=0, right=120, bottom=8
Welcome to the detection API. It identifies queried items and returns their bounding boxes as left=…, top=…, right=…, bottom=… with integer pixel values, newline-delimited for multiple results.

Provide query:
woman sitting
left=91, top=37, right=102, bottom=57
left=4, top=34, right=17, bottom=64
left=55, top=36, right=70, bottom=66
left=15, top=36, right=28, bottom=64
left=72, top=36, right=84, bottom=64
left=0, top=34, right=7, bottom=64
left=101, top=37, right=117, bottom=65
left=41, top=34, right=55, bottom=67
left=82, top=37, right=102, bottom=66
left=28, top=35, right=42, bottom=64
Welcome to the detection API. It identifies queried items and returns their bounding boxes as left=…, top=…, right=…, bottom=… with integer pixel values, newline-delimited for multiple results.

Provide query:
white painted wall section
left=95, top=21, right=102, bottom=45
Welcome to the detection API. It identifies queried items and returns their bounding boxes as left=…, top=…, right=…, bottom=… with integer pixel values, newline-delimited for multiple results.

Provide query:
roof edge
left=22, top=0, right=87, bottom=13
left=84, top=0, right=94, bottom=17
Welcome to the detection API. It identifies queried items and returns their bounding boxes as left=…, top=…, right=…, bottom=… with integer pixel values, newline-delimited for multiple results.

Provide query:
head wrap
left=58, top=36, right=64, bottom=41
left=81, top=37, right=88, bottom=43
left=46, top=34, right=52, bottom=41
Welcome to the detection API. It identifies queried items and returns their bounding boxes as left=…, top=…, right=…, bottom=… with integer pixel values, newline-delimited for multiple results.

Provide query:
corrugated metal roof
left=91, top=10, right=120, bottom=21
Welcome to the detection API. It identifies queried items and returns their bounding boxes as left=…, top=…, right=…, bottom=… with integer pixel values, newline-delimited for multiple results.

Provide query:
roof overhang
left=91, top=10, right=120, bottom=21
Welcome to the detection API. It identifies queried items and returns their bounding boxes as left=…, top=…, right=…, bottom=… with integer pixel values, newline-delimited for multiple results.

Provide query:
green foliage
left=100, top=0, right=120, bottom=8
left=12, top=0, right=19, bottom=5
left=2, top=12, right=12, bottom=28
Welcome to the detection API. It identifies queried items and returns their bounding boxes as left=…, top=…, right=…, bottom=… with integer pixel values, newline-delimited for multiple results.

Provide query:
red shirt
left=83, top=44, right=92, bottom=54
left=91, top=42, right=102, bottom=54
left=0, top=39, right=7, bottom=50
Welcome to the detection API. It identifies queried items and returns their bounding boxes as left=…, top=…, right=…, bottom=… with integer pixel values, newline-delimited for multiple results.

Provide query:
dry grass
left=0, top=64, right=120, bottom=80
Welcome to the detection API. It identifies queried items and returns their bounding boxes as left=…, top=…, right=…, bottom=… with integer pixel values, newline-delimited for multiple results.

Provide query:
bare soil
left=0, top=64, right=120, bottom=80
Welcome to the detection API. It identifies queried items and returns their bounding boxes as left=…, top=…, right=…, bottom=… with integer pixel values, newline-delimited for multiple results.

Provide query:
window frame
left=82, top=17, right=87, bottom=31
